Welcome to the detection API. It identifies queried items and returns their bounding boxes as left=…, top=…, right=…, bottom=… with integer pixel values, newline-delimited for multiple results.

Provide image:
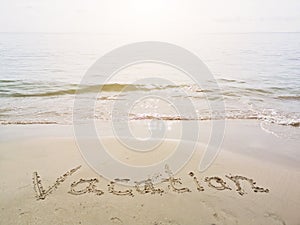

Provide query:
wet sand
left=0, top=120, right=299, bottom=225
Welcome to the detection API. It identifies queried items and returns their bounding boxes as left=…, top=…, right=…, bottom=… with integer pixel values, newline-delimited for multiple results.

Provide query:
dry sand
left=0, top=120, right=299, bottom=225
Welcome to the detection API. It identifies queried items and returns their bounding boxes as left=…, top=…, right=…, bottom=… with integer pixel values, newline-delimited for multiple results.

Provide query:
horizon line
left=0, top=31, right=300, bottom=35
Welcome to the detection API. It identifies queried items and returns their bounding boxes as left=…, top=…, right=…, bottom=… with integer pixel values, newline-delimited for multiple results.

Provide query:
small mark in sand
left=110, top=217, right=123, bottom=224
left=19, top=211, right=30, bottom=216
left=54, top=207, right=65, bottom=211
left=114, top=178, right=130, bottom=183
left=153, top=219, right=180, bottom=225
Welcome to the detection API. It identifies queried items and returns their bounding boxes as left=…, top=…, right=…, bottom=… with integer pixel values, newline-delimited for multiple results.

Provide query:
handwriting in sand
left=32, top=165, right=269, bottom=200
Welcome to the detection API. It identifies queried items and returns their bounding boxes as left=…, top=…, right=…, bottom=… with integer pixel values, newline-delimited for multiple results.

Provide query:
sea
left=0, top=32, right=299, bottom=137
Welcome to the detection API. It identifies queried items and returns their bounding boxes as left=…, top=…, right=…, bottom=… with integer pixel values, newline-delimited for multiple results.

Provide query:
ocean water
left=0, top=33, right=299, bottom=130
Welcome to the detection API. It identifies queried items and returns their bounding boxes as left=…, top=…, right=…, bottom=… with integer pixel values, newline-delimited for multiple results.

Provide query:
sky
left=0, top=0, right=300, bottom=33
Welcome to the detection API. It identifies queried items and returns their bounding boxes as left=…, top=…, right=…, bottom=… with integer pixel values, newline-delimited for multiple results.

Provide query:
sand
left=0, top=120, right=299, bottom=225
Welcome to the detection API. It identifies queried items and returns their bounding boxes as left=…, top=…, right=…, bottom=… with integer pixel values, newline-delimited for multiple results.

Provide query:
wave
left=0, top=121, right=57, bottom=125
left=0, top=82, right=191, bottom=98
left=0, top=80, right=299, bottom=128
left=244, top=88, right=273, bottom=94
left=276, top=95, right=300, bottom=101
left=217, top=78, right=246, bottom=84
left=129, top=111, right=300, bottom=127
left=1, top=111, right=299, bottom=127
left=0, top=79, right=16, bottom=83
left=1, top=80, right=297, bottom=101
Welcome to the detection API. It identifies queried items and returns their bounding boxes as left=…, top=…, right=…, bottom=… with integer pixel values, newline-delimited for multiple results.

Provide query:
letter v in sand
left=32, top=165, right=81, bottom=200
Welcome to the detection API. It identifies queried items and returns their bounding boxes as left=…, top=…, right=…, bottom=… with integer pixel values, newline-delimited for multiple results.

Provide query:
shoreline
left=1, top=119, right=299, bottom=168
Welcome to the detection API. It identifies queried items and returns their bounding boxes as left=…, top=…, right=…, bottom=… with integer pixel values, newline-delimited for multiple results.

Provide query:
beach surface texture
left=0, top=120, right=299, bottom=225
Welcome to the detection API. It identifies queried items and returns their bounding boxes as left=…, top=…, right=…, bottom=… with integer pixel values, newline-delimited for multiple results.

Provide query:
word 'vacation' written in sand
left=32, top=165, right=269, bottom=200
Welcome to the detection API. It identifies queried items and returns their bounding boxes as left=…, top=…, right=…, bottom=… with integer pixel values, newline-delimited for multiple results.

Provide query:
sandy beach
left=0, top=120, right=299, bottom=225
